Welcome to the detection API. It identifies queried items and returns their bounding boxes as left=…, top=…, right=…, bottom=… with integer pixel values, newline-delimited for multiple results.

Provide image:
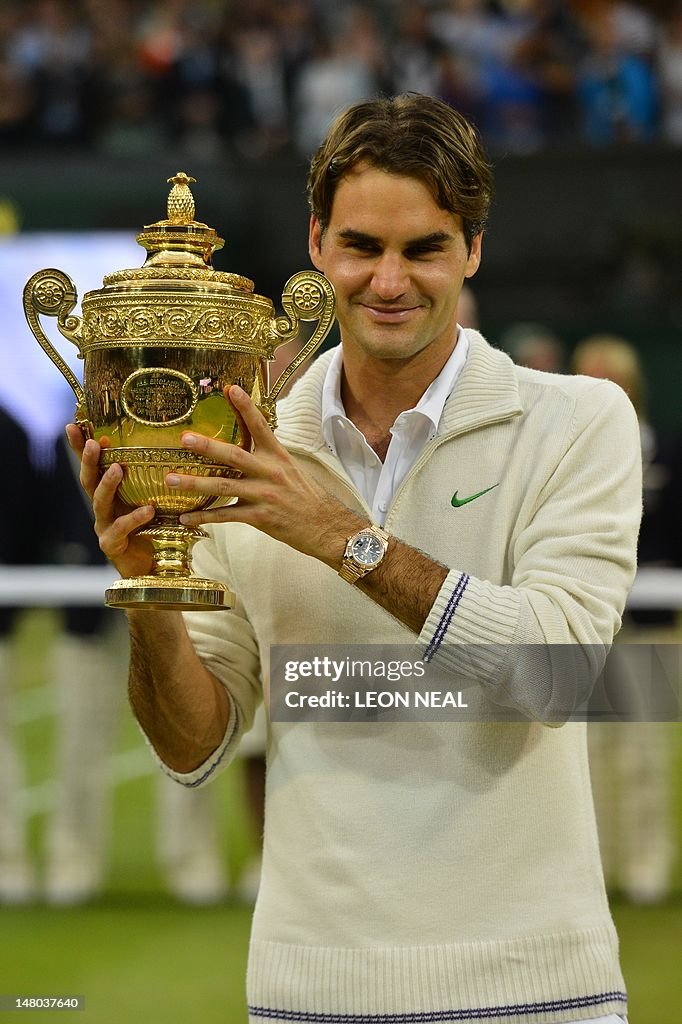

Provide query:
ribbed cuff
left=419, top=568, right=518, bottom=672
left=139, top=699, right=239, bottom=788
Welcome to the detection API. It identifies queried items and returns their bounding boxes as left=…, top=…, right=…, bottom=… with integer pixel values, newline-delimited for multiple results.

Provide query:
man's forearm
left=307, top=507, right=449, bottom=633
left=127, top=609, right=231, bottom=774
left=356, top=537, right=449, bottom=633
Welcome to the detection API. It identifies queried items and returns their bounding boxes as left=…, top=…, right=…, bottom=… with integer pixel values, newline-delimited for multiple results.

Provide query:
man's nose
left=370, top=252, right=409, bottom=299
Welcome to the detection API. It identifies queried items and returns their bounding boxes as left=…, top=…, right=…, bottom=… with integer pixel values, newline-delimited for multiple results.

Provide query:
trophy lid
left=103, top=172, right=255, bottom=293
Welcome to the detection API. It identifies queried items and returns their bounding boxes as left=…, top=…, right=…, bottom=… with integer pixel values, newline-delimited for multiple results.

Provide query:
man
left=70, top=95, right=640, bottom=1024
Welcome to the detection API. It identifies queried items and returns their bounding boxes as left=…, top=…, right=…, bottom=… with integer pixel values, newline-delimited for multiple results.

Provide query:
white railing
left=0, top=566, right=681, bottom=608
left=0, top=566, right=118, bottom=605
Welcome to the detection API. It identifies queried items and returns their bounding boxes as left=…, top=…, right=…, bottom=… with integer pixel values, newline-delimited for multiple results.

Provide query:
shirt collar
left=321, top=328, right=469, bottom=453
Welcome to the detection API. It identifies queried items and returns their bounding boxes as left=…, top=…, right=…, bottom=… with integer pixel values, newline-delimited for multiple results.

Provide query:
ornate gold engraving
left=81, top=293, right=276, bottom=354
left=103, top=267, right=254, bottom=290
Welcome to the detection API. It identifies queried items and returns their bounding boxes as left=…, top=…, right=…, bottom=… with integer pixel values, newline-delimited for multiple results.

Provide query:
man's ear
left=308, top=215, right=324, bottom=271
left=464, top=231, right=483, bottom=279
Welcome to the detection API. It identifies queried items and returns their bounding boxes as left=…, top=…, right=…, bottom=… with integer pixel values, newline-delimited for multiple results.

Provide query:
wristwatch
left=339, top=525, right=390, bottom=584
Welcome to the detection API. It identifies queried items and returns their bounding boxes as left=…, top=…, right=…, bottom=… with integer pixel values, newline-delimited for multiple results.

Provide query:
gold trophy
left=23, top=172, right=335, bottom=610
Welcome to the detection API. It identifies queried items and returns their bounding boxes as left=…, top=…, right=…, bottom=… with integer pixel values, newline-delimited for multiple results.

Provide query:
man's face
left=308, top=163, right=482, bottom=368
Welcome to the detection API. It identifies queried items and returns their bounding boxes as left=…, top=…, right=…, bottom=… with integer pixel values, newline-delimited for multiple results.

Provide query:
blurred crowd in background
left=1, top=0, right=682, bottom=160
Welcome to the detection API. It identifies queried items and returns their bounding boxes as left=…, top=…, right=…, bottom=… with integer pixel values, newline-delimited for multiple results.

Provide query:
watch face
left=352, top=533, right=384, bottom=566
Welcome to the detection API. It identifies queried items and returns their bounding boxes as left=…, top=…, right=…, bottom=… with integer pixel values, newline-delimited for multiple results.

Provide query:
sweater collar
left=275, top=329, right=523, bottom=453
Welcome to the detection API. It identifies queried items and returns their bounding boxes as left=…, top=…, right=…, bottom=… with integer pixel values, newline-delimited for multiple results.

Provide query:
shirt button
left=378, top=501, right=388, bottom=513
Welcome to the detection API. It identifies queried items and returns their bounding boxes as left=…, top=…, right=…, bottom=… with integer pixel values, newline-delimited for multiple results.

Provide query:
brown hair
left=307, top=94, right=494, bottom=251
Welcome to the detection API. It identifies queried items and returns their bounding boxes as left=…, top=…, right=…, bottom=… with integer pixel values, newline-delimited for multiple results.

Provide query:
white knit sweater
left=154, top=331, right=642, bottom=1024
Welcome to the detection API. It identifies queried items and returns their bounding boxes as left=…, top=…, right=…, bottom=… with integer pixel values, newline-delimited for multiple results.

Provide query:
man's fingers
left=168, top=471, right=256, bottom=501
left=227, top=384, right=276, bottom=449
left=65, top=423, right=86, bottom=457
left=179, top=433, right=261, bottom=475
left=91, top=461, right=124, bottom=517
left=98, top=505, right=156, bottom=556
left=79, top=438, right=103, bottom=498
left=179, top=504, right=248, bottom=528
left=224, top=385, right=253, bottom=452
left=180, top=385, right=283, bottom=468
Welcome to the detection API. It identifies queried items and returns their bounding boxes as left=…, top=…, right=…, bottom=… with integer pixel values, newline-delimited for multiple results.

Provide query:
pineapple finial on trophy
left=166, top=172, right=197, bottom=224
left=137, top=170, right=223, bottom=268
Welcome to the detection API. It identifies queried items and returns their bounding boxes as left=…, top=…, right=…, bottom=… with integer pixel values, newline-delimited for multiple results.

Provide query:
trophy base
left=105, top=575, right=234, bottom=611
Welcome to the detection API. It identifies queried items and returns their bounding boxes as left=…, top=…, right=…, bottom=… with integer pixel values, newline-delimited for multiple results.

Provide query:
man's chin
left=355, top=337, right=429, bottom=363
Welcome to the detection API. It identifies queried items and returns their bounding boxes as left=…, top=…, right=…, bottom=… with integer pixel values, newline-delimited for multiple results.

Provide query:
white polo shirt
left=321, top=329, right=469, bottom=526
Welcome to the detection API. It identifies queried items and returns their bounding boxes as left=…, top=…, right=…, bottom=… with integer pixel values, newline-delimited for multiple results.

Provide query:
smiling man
left=71, top=95, right=640, bottom=1024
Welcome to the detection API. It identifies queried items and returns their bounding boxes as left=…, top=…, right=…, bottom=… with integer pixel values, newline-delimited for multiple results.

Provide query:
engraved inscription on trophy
left=121, top=368, right=199, bottom=427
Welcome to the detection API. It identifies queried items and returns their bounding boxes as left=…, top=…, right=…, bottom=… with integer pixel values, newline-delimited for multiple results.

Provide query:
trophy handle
left=264, top=271, right=336, bottom=419
left=23, top=268, right=86, bottom=412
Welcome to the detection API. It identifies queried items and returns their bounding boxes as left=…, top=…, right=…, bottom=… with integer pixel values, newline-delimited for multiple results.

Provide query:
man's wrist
left=339, top=524, right=390, bottom=584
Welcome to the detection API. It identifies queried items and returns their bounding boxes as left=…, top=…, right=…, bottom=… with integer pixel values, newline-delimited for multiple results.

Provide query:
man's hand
left=168, top=385, right=362, bottom=568
left=65, top=423, right=156, bottom=579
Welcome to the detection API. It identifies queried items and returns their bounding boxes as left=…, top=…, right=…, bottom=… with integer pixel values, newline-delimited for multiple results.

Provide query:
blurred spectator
left=42, top=435, right=128, bottom=904
left=456, top=282, right=480, bottom=329
left=271, top=0, right=316, bottom=106
left=498, top=321, right=567, bottom=372
left=389, top=4, right=443, bottom=98
left=93, top=33, right=166, bottom=157
left=493, top=0, right=581, bottom=146
left=0, top=27, right=34, bottom=144
left=575, top=1, right=658, bottom=144
left=429, top=0, right=577, bottom=151
left=429, top=0, right=501, bottom=73
left=156, top=774, right=229, bottom=906
left=11, top=0, right=97, bottom=146
left=164, top=14, right=226, bottom=160
left=43, top=434, right=231, bottom=905
left=432, top=45, right=488, bottom=127
left=478, top=0, right=549, bottom=152
left=573, top=334, right=680, bottom=904
left=0, top=405, right=40, bottom=904
left=658, top=5, right=682, bottom=144
left=607, top=0, right=659, bottom=57
left=428, top=0, right=499, bottom=125
left=135, top=0, right=185, bottom=80
left=0, top=61, right=32, bottom=143
left=293, top=8, right=384, bottom=156
left=228, top=22, right=289, bottom=159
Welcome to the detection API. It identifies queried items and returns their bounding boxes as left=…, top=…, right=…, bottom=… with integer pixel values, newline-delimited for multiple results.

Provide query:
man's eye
left=348, top=242, right=380, bottom=254
left=406, top=246, right=441, bottom=259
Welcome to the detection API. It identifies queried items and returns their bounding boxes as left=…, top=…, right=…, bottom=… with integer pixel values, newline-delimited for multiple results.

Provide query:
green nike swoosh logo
left=451, top=484, right=499, bottom=508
